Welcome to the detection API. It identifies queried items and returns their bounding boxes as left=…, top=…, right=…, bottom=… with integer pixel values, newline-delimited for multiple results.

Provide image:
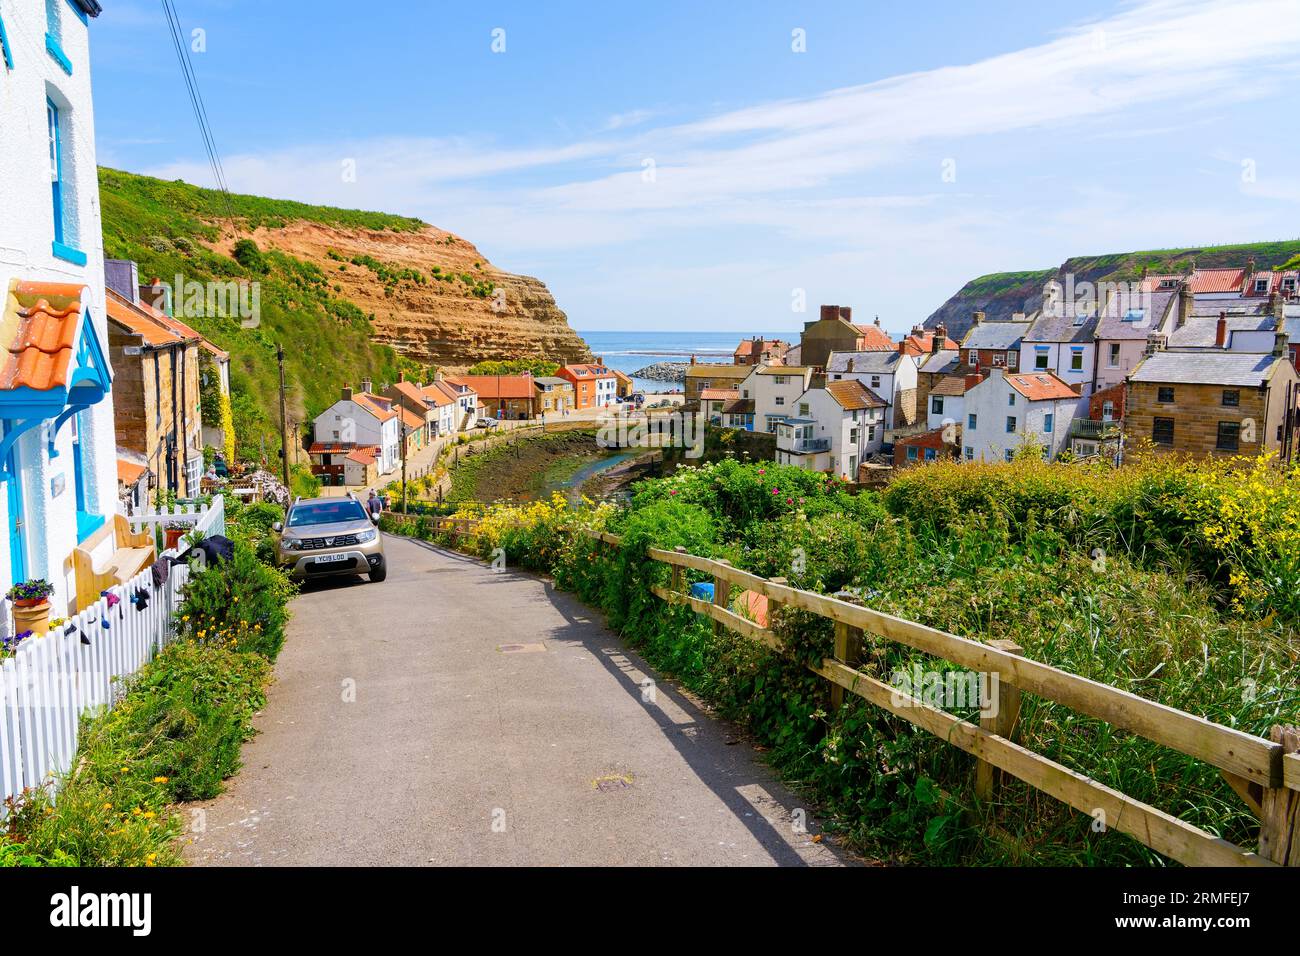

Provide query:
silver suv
left=273, top=494, right=386, bottom=583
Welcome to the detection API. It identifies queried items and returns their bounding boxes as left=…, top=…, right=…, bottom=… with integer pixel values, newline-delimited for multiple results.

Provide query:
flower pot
left=165, top=528, right=186, bottom=550
left=12, top=599, right=51, bottom=636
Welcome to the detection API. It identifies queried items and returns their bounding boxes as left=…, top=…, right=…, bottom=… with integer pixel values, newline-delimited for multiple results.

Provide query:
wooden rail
left=414, top=516, right=1300, bottom=866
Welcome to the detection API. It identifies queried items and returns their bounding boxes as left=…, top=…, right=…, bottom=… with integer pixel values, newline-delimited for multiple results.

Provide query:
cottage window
left=924, top=448, right=937, bottom=461
left=871, top=375, right=881, bottom=388
left=1044, top=413, right=1054, bottom=433
left=774, top=396, right=785, bottom=406
left=1216, top=421, right=1240, bottom=451
left=1152, top=417, right=1174, bottom=445
left=1007, top=352, right=1019, bottom=370
left=907, top=446, right=919, bottom=461
left=1070, top=348, right=1084, bottom=371
left=1221, top=389, right=1239, bottom=407
left=1006, top=416, right=1017, bottom=433
left=1108, top=344, right=1120, bottom=367
left=931, top=396, right=944, bottom=415
left=1157, top=386, right=1174, bottom=403
left=798, top=403, right=809, bottom=416
left=964, top=446, right=974, bottom=460
left=1102, top=400, right=1114, bottom=421
left=992, top=353, right=1006, bottom=367
left=1008, top=393, right=1016, bottom=406
left=1035, top=349, right=1049, bottom=370
left=1004, top=449, right=1015, bottom=462
left=1254, top=278, right=1269, bottom=293
left=967, top=413, right=977, bottom=430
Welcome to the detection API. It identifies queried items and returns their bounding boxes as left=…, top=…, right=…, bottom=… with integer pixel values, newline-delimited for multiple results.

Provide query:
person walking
left=367, top=489, right=383, bottom=520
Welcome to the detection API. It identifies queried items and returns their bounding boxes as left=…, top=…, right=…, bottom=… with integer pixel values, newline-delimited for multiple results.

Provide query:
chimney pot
left=1215, top=311, right=1228, bottom=349
left=342, top=387, right=353, bottom=402
left=360, top=378, right=372, bottom=394
left=972, top=310, right=985, bottom=326
left=839, top=306, right=853, bottom=323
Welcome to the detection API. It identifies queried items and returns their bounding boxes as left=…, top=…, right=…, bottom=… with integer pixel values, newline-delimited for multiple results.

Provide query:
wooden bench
left=71, top=514, right=156, bottom=611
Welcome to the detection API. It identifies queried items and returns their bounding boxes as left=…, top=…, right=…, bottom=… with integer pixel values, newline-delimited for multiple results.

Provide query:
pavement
left=184, top=534, right=850, bottom=866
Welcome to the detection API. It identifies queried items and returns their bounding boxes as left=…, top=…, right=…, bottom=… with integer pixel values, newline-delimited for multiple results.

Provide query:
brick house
left=1126, top=345, right=1299, bottom=463
left=534, top=376, right=575, bottom=415
left=446, top=374, right=538, bottom=420
left=556, top=362, right=617, bottom=410
left=894, top=426, right=960, bottom=467
left=684, top=361, right=751, bottom=404
left=733, top=337, right=790, bottom=366
left=957, top=312, right=1032, bottom=374
left=798, top=305, right=894, bottom=370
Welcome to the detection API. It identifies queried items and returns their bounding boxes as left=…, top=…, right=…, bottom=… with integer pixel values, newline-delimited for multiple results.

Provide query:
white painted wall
left=740, top=367, right=813, bottom=432
left=314, top=400, right=400, bottom=475
left=1095, top=339, right=1147, bottom=392
left=961, top=369, right=1080, bottom=463
left=1019, top=341, right=1095, bottom=396
left=0, top=1, right=114, bottom=612
left=926, top=392, right=965, bottom=433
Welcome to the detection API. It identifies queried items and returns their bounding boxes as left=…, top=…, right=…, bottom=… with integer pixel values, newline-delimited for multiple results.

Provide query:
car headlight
left=282, top=537, right=303, bottom=551
left=356, top=528, right=377, bottom=544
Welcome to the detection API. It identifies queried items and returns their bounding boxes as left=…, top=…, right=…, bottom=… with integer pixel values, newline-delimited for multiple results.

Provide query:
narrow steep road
left=186, top=534, right=848, bottom=866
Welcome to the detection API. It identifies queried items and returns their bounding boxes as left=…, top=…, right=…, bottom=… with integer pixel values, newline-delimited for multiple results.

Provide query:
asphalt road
left=185, top=534, right=848, bottom=866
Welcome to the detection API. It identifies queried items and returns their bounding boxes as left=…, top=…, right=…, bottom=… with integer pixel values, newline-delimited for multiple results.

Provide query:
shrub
left=176, top=542, right=295, bottom=660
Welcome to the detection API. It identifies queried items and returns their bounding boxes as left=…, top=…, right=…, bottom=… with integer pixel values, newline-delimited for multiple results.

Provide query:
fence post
left=829, top=592, right=866, bottom=711
left=712, top=559, right=732, bottom=636
left=671, top=546, right=686, bottom=593
left=1259, top=724, right=1299, bottom=865
left=975, top=638, right=1024, bottom=801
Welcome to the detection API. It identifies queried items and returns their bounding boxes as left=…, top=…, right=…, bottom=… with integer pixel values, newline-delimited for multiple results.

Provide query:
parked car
left=272, top=494, right=386, bottom=583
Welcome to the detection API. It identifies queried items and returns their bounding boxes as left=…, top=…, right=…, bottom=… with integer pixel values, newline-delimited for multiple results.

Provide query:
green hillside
left=98, top=167, right=430, bottom=463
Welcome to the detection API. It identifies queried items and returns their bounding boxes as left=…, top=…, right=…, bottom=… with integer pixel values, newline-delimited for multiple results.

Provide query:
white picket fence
left=125, top=494, right=226, bottom=541
left=0, top=557, right=191, bottom=803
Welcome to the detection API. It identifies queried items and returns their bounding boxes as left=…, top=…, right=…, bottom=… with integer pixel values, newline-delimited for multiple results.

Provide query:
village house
left=611, top=368, right=635, bottom=400
left=446, top=374, right=537, bottom=420
left=683, top=360, right=751, bottom=404
left=738, top=365, right=815, bottom=433
left=957, top=312, right=1032, bottom=374
left=899, top=324, right=958, bottom=358
left=1020, top=303, right=1099, bottom=398
left=1125, top=340, right=1299, bottom=464
left=913, top=347, right=962, bottom=434
left=420, top=381, right=461, bottom=438
left=557, top=361, right=617, bottom=410
left=312, top=382, right=401, bottom=476
left=798, top=305, right=894, bottom=370
left=925, top=374, right=983, bottom=433
left=719, top=397, right=755, bottom=430
left=826, top=349, right=918, bottom=428
left=699, top=387, right=738, bottom=423
left=105, top=285, right=204, bottom=499
left=1093, top=287, right=1176, bottom=393
left=1, top=0, right=123, bottom=614
left=776, top=380, right=886, bottom=478
left=733, top=336, right=790, bottom=366
left=385, top=376, right=435, bottom=445
left=961, top=369, right=1081, bottom=462
left=533, top=376, right=575, bottom=415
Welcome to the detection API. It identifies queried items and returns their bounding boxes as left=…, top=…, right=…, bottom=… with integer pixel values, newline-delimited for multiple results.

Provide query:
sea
left=577, top=330, right=789, bottom=393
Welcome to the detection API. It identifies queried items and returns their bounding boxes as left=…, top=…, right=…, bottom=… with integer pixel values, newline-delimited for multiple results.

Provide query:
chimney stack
left=873, top=315, right=881, bottom=327
left=1177, top=283, right=1193, bottom=329
left=846, top=357, right=855, bottom=372
left=1215, top=311, right=1228, bottom=349
left=360, top=378, right=372, bottom=395
left=690, top=354, right=697, bottom=366
left=398, top=371, right=406, bottom=383
left=342, top=386, right=354, bottom=402
left=819, top=305, right=839, bottom=322
left=839, top=306, right=853, bottom=323
left=1244, top=255, right=1257, bottom=294
left=933, top=323, right=948, bottom=353
left=972, top=310, right=985, bottom=326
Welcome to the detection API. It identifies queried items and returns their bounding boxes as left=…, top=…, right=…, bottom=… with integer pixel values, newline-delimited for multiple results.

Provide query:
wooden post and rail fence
left=419, top=513, right=1300, bottom=867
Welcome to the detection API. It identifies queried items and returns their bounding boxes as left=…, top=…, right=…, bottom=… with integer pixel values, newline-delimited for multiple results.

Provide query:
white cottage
left=776, top=381, right=886, bottom=479
left=313, top=384, right=401, bottom=475
left=738, top=365, right=814, bottom=433
left=961, top=369, right=1080, bottom=463
left=1, top=0, right=119, bottom=614
left=826, top=349, right=918, bottom=428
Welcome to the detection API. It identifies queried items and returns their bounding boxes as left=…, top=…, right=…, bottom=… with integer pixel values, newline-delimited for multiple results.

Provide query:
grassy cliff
left=99, top=167, right=428, bottom=459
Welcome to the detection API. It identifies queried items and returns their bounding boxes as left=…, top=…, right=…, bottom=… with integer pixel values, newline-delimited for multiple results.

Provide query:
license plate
left=316, top=553, right=350, bottom=564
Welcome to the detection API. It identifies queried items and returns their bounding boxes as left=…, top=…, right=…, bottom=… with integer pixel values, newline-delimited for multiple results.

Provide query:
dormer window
left=1158, top=279, right=1178, bottom=290
left=1254, top=278, right=1269, bottom=294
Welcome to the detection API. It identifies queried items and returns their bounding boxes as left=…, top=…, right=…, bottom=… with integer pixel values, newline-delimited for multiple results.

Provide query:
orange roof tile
left=107, top=293, right=182, bottom=348
left=825, top=379, right=885, bottom=410
left=1, top=280, right=87, bottom=392
left=399, top=407, right=424, bottom=430
left=116, top=457, right=148, bottom=485
left=446, top=375, right=537, bottom=399
left=853, top=324, right=896, bottom=351
left=1005, top=372, right=1078, bottom=401
left=346, top=446, right=379, bottom=465
left=699, top=388, right=739, bottom=401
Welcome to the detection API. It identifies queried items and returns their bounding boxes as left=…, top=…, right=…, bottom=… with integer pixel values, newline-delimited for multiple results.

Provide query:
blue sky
left=90, top=0, right=1300, bottom=335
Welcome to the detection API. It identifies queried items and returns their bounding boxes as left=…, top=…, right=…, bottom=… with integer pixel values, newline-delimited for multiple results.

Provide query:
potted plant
left=164, top=520, right=192, bottom=551
left=6, top=579, right=54, bottom=635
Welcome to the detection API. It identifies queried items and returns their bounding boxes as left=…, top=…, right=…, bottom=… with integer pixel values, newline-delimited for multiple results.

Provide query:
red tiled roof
left=1005, top=372, right=1078, bottom=401
left=116, top=457, right=148, bottom=486
left=309, top=441, right=356, bottom=455
left=390, top=379, right=430, bottom=407
left=900, top=331, right=959, bottom=356
left=1187, top=269, right=1247, bottom=293
left=825, top=379, right=885, bottom=410
left=852, top=324, right=895, bottom=351
left=1, top=280, right=86, bottom=392
left=560, top=363, right=615, bottom=379
left=399, top=407, right=424, bottom=430
left=346, top=446, right=379, bottom=465
left=421, top=381, right=462, bottom=406
left=699, top=387, right=740, bottom=401
left=446, top=375, right=537, bottom=399
left=353, top=392, right=397, bottom=422
left=107, top=293, right=182, bottom=348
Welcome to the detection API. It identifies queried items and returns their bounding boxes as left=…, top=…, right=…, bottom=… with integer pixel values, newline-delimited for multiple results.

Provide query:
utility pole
left=276, top=344, right=290, bottom=492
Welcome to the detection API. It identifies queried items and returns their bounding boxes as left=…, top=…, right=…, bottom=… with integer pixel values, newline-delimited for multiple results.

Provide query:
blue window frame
left=1044, top=413, right=1054, bottom=433
left=967, top=413, right=977, bottom=430
left=906, top=446, right=918, bottom=461
left=47, top=98, right=85, bottom=265
left=0, top=9, right=14, bottom=69
left=3, top=423, right=27, bottom=586
left=70, top=412, right=102, bottom=539
left=1006, top=416, right=1017, bottom=433
left=45, top=0, right=73, bottom=74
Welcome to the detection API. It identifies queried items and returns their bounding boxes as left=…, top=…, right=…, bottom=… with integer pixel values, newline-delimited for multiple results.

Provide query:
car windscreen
left=287, top=500, right=369, bottom=527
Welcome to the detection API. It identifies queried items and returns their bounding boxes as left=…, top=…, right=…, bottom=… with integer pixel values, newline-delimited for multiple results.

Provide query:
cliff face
left=216, top=220, right=592, bottom=369
left=924, top=240, right=1300, bottom=342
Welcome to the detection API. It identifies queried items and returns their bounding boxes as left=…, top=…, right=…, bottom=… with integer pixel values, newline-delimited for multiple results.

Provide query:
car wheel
left=369, top=561, right=387, bottom=583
